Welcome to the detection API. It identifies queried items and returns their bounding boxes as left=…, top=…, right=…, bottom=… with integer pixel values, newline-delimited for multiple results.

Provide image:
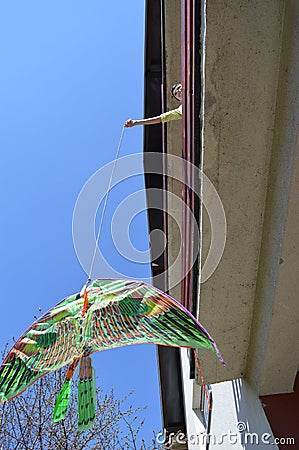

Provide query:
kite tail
left=53, top=358, right=79, bottom=423
left=78, top=356, right=96, bottom=431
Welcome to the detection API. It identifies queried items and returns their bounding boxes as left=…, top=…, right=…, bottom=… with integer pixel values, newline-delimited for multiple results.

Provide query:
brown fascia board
left=144, top=0, right=186, bottom=436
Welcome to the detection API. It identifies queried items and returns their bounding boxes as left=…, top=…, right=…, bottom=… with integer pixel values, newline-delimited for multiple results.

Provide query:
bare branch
left=0, top=342, right=161, bottom=450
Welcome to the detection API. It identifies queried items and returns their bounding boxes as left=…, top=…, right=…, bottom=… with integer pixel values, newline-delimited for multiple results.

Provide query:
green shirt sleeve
left=160, top=105, right=182, bottom=123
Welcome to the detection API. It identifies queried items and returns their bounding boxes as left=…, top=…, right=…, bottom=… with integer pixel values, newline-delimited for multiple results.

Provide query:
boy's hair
left=171, top=83, right=182, bottom=101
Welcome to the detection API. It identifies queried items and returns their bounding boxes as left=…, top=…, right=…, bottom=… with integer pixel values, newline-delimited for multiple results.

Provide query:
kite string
left=87, top=125, right=126, bottom=282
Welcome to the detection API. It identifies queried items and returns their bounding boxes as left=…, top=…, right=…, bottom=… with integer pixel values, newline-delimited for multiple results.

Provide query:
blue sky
left=0, top=1, right=162, bottom=443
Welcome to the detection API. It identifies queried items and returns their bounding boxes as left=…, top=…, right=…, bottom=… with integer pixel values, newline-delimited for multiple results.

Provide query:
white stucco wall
left=180, top=349, right=278, bottom=450
left=209, top=379, right=278, bottom=450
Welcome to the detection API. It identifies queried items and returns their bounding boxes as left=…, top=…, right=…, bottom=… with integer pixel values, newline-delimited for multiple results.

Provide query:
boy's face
left=173, top=84, right=182, bottom=101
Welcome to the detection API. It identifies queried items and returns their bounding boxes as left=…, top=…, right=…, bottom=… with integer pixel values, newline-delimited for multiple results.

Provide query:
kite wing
left=84, top=279, right=225, bottom=363
left=0, top=291, right=84, bottom=403
left=0, top=278, right=224, bottom=404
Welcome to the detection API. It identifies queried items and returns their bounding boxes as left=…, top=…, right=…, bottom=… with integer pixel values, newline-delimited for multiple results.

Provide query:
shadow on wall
left=232, top=379, right=278, bottom=449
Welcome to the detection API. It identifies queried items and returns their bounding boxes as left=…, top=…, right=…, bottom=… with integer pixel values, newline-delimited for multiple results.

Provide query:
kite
left=0, top=278, right=225, bottom=430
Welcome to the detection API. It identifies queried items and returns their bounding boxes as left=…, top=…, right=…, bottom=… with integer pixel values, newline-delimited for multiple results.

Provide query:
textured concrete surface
left=200, top=0, right=286, bottom=387
left=247, top=1, right=299, bottom=393
left=257, top=133, right=299, bottom=395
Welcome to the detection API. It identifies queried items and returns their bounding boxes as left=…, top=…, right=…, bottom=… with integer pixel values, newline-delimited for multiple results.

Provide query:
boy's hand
left=124, top=119, right=136, bottom=128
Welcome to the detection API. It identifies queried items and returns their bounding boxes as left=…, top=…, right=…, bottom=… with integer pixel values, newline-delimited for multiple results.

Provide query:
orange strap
left=193, top=348, right=211, bottom=411
left=66, top=358, right=80, bottom=381
left=81, top=290, right=89, bottom=317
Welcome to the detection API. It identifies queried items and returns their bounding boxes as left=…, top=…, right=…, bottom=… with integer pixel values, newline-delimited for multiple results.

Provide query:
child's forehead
left=174, top=84, right=182, bottom=92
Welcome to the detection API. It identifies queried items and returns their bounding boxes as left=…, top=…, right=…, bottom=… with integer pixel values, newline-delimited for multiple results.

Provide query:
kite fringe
left=193, top=348, right=212, bottom=411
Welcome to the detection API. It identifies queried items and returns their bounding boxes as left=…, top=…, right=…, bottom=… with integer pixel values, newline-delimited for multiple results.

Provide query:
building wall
left=246, top=0, right=299, bottom=394
left=180, top=348, right=279, bottom=450
left=200, top=0, right=299, bottom=396
left=158, top=0, right=299, bottom=446
left=260, top=373, right=299, bottom=448
left=208, top=378, right=279, bottom=450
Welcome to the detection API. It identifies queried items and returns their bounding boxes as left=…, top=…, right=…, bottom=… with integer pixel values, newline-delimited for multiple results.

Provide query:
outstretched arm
left=124, top=116, right=162, bottom=128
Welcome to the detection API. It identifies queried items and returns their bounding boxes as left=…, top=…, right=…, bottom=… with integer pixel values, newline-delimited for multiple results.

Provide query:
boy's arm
left=124, top=116, right=162, bottom=127
left=125, top=105, right=182, bottom=128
